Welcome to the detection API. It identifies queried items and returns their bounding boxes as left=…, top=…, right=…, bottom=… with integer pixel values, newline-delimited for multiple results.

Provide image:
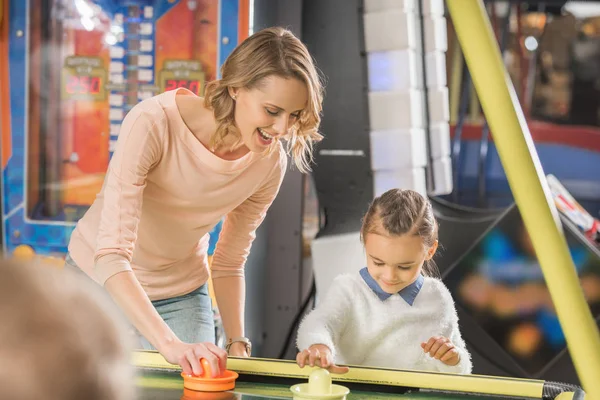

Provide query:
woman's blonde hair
left=204, top=27, right=324, bottom=173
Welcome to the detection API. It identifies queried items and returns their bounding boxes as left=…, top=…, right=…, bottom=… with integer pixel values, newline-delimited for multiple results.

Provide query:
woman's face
left=231, top=75, right=308, bottom=154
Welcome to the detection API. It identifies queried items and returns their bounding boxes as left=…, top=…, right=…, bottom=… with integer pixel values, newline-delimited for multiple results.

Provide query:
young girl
left=66, top=26, right=323, bottom=377
left=296, top=189, right=472, bottom=374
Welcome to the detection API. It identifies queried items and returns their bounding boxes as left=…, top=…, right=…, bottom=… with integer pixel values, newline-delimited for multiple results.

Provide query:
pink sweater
left=68, top=88, right=287, bottom=302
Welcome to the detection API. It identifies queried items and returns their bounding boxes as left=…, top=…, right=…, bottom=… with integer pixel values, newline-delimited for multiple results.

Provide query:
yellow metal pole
left=469, top=84, right=481, bottom=123
left=446, top=0, right=600, bottom=398
left=449, top=37, right=463, bottom=124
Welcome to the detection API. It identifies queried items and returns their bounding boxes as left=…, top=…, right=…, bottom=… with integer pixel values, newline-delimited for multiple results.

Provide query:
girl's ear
left=425, top=240, right=439, bottom=261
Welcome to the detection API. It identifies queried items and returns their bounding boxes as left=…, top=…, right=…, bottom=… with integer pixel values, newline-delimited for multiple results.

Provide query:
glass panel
left=2, top=0, right=242, bottom=258
left=25, top=0, right=219, bottom=224
left=445, top=206, right=600, bottom=375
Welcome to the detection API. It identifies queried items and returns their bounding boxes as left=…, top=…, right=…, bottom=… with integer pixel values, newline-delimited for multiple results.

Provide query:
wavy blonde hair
left=204, top=27, right=324, bottom=173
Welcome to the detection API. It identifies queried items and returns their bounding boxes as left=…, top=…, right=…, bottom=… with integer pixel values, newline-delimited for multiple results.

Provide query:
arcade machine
left=448, top=1, right=600, bottom=216
left=1, top=0, right=248, bottom=261
left=0, top=0, right=7, bottom=255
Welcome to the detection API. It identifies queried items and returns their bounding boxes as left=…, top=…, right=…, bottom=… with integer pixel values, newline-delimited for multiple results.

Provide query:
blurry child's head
left=361, top=189, right=439, bottom=294
left=0, top=260, right=133, bottom=400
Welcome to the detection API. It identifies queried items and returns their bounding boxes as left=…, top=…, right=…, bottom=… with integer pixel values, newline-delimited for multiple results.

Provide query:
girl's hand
left=421, top=336, right=460, bottom=366
left=296, top=344, right=350, bottom=374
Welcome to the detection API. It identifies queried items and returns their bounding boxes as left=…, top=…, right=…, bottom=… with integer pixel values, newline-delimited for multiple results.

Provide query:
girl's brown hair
left=360, top=189, right=440, bottom=277
left=204, top=27, right=324, bottom=173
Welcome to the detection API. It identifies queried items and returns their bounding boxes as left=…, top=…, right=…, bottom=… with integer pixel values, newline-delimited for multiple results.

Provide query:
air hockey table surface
left=133, top=351, right=583, bottom=400
left=138, top=372, right=498, bottom=399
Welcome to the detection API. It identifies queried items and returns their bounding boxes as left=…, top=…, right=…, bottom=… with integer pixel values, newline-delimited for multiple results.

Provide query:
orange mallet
left=180, top=388, right=237, bottom=400
left=181, top=358, right=239, bottom=392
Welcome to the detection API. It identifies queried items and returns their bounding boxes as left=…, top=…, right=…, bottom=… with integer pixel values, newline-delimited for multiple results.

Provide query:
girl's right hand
left=296, top=344, right=349, bottom=374
left=161, top=340, right=228, bottom=377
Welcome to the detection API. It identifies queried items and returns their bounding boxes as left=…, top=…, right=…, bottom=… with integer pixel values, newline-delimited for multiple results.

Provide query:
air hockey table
left=133, top=351, right=585, bottom=400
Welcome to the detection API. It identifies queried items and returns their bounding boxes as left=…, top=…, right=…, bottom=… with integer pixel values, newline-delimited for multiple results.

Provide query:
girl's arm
left=296, top=275, right=353, bottom=362
left=445, top=320, right=473, bottom=374
left=424, top=282, right=473, bottom=374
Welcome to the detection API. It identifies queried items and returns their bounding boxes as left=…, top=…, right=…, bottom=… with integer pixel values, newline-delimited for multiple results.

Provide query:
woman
left=66, top=27, right=323, bottom=377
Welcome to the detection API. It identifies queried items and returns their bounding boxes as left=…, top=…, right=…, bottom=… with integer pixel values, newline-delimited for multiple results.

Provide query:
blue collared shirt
left=359, top=267, right=424, bottom=305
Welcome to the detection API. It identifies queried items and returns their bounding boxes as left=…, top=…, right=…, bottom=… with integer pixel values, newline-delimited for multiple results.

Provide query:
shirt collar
left=359, top=267, right=424, bottom=305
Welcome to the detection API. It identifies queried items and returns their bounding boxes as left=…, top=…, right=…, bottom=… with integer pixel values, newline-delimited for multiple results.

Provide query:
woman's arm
left=94, top=105, right=226, bottom=376
left=104, top=269, right=225, bottom=376
left=210, top=150, right=287, bottom=355
left=93, top=105, right=163, bottom=283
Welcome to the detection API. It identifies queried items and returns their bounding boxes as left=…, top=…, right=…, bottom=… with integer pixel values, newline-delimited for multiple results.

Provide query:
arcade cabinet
left=1, top=0, right=248, bottom=261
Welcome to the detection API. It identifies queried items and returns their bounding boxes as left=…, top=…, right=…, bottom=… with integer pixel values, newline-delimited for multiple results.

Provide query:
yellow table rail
left=133, top=350, right=578, bottom=399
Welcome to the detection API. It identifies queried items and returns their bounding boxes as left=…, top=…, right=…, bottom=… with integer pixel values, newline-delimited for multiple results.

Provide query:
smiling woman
left=229, top=76, right=308, bottom=151
left=204, top=27, right=324, bottom=172
left=64, top=26, right=324, bottom=376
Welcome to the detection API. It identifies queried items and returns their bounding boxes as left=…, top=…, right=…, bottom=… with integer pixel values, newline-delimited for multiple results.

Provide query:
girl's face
left=230, top=75, right=308, bottom=154
left=364, top=232, right=438, bottom=294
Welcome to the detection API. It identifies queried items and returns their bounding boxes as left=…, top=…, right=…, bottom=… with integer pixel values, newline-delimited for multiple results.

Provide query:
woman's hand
left=296, top=344, right=349, bottom=374
left=161, top=340, right=228, bottom=377
left=421, top=336, right=460, bottom=366
left=102, top=272, right=227, bottom=376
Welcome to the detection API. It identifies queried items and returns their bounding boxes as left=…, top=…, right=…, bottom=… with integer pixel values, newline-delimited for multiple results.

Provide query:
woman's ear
left=425, top=240, right=439, bottom=260
left=228, top=87, right=239, bottom=100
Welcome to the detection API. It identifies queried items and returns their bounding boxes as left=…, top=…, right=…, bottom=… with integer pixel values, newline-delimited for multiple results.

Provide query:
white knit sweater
left=296, top=272, right=472, bottom=374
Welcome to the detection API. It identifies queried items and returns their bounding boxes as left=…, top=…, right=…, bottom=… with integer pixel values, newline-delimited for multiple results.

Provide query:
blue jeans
left=64, top=254, right=215, bottom=349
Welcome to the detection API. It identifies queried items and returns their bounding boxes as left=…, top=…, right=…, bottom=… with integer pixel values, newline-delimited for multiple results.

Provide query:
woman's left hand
left=421, top=336, right=460, bottom=366
left=228, top=341, right=250, bottom=357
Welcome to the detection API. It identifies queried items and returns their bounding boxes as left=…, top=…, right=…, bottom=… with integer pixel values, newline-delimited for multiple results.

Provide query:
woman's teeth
left=258, top=128, right=273, bottom=141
